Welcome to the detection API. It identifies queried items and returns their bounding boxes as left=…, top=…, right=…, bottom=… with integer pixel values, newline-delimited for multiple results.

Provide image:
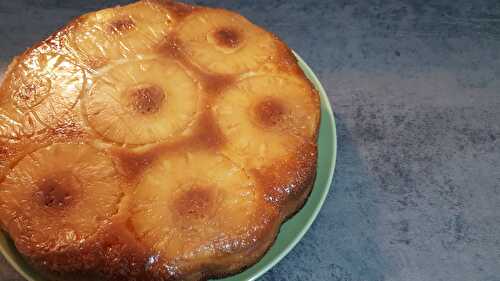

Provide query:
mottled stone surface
left=1, top=0, right=500, bottom=281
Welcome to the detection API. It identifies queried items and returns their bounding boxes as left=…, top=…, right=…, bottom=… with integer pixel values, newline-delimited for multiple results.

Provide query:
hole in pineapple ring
left=172, top=185, right=215, bottom=220
left=252, top=97, right=287, bottom=128
left=34, top=172, right=81, bottom=209
left=208, top=27, right=243, bottom=50
left=126, top=83, right=166, bottom=115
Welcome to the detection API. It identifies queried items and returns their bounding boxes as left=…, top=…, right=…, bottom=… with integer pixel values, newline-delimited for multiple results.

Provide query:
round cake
left=0, top=1, right=320, bottom=280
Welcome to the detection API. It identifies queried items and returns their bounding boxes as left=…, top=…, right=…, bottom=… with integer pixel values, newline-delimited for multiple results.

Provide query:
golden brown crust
left=0, top=1, right=320, bottom=280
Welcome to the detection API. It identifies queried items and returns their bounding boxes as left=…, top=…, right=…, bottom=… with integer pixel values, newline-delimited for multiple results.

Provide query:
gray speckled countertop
left=1, top=1, right=500, bottom=281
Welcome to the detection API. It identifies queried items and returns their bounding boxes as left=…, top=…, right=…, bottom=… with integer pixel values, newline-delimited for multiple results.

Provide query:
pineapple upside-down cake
left=0, top=1, right=320, bottom=280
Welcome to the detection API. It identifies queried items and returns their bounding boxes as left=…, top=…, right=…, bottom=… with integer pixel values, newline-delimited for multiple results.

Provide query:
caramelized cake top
left=0, top=1, right=320, bottom=280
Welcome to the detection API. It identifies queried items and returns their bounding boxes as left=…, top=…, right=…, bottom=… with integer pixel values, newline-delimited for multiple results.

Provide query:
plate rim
left=0, top=51, right=338, bottom=281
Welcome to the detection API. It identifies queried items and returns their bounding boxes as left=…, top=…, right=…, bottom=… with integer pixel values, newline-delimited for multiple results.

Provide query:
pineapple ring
left=0, top=143, right=123, bottom=257
left=212, top=75, right=319, bottom=168
left=176, top=9, right=277, bottom=74
left=83, top=58, right=201, bottom=145
left=66, top=1, right=175, bottom=68
left=3, top=51, right=85, bottom=128
left=130, top=151, right=267, bottom=267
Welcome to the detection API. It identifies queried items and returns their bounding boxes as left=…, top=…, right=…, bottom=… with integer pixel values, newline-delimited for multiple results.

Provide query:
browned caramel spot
left=173, top=186, right=214, bottom=219
left=212, top=27, right=241, bottom=48
left=200, top=72, right=235, bottom=95
left=158, top=36, right=184, bottom=59
left=254, top=97, right=286, bottom=127
left=191, top=110, right=226, bottom=149
left=169, top=2, right=195, bottom=17
left=127, top=84, right=165, bottom=114
left=109, top=17, right=136, bottom=34
left=113, top=150, right=155, bottom=181
left=34, top=172, right=80, bottom=209
left=150, top=0, right=195, bottom=17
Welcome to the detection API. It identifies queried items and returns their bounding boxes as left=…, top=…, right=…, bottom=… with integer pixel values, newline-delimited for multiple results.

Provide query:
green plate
left=0, top=52, right=337, bottom=281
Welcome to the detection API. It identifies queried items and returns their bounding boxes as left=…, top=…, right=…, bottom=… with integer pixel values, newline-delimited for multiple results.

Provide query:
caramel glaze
left=108, top=29, right=240, bottom=181
left=158, top=34, right=235, bottom=97
left=0, top=1, right=320, bottom=281
left=112, top=109, right=227, bottom=182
